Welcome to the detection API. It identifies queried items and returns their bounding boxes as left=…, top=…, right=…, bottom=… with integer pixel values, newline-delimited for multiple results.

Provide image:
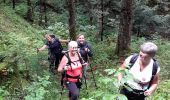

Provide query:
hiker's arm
left=118, top=62, right=126, bottom=82
left=58, top=56, right=68, bottom=72
left=144, top=73, right=160, bottom=96
left=118, top=55, right=132, bottom=82
left=59, top=39, right=70, bottom=44
left=38, top=45, right=48, bottom=52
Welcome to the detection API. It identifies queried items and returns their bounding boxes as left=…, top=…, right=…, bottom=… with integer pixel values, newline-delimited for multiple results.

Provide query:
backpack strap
left=76, top=51, right=85, bottom=65
left=60, top=52, right=72, bottom=86
left=61, top=51, right=83, bottom=86
left=148, top=59, right=158, bottom=88
left=65, top=52, right=74, bottom=70
left=129, top=54, right=138, bottom=68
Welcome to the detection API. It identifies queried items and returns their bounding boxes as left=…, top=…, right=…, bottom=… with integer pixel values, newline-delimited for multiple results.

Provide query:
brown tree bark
left=95, top=0, right=104, bottom=41
left=115, top=0, right=133, bottom=56
left=26, top=0, right=34, bottom=23
left=67, top=0, right=76, bottom=40
left=39, top=0, right=43, bottom=26
left=38, top=0, right=47, bottom=26
left=44, top=1, right=47, bottom=26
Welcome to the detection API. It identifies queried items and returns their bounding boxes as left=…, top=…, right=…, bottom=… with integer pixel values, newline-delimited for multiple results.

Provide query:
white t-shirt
left=124, top=55, right=160, bottom=90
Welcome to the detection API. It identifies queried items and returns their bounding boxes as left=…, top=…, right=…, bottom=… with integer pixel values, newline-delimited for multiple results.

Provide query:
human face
left=47, top=36, right=52, bottom=42
left=69, top=46, right=78, bottom=54
left=139, top=51, right=151, bottom=64
left=77, top=35, right=85, bottom=44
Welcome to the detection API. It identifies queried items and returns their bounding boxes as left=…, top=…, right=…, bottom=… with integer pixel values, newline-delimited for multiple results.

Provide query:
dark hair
left=49, top=34, right=55, bottom=38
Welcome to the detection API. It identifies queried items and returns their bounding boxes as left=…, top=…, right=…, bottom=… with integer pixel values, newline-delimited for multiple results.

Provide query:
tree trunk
left=96, top=0, right=104, bottom=41
left=147, top=0, right=157, bottom=7
left=44, top=0, right=48, bottom=26
left=115, top=0, right=133, bottom=56
left=26, top=0, right=34, bottom=23
left=12, top=0, right=15, bottom=9
left=67, top=0, right=76, bottom=40
left=39, top=0, right=43, bottom=26
left=86, top=0, right=93, bottom=25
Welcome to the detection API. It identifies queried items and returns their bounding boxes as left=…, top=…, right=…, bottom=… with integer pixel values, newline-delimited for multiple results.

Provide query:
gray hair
left=140, top=42, right=158, bottom=57
left=68, top=41, right=78, bottom=48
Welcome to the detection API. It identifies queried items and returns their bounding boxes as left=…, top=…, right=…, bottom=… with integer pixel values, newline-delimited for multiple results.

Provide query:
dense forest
left=0, top=0, right=170, bottom=100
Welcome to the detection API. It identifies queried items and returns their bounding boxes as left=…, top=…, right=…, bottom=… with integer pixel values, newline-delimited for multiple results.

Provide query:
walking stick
left=77, top=51, right=88, bottom=90
left=87, top=56, right=97, bottom=89
left=82, top=64, right=88, bottom=89
left=60, top=69, right=66, bottom=100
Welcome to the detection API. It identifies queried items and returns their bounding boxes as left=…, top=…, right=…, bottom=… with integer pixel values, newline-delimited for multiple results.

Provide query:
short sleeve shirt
left=124, top=55, right=160, bottom=90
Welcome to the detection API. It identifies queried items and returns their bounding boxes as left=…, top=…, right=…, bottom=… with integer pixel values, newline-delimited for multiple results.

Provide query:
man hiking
left=37, top=34, right=64, bottom=74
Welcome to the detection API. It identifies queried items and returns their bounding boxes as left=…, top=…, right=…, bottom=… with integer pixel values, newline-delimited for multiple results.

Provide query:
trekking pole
left=60, top=70, right=66, bottom=100
left=60, top=85, right=64, bottom=100
left=87, top=56, right=97, bottom=89
left=76, top=51, right=88, bottom=90
left=82, top=64, right=88, bottom=89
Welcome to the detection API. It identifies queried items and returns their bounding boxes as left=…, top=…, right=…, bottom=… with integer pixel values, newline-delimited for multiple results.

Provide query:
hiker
left=77, top=34, right=93, bottom=62
left=58, top=41, right=85, bottom=100
left=118, top=42, right=160, bottom=100
left=37, top=34, right=64, bottom=73
left=77, top=34, right=93, bottom=78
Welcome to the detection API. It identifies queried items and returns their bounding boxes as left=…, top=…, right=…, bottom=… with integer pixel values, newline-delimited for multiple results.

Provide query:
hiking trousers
left=64, top=81, right=80, bottom=100
left=49, top=53, right=63, bottom=69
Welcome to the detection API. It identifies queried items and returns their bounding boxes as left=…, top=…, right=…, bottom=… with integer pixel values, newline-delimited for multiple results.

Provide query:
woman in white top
left=118, top=42, right=160, bottom=100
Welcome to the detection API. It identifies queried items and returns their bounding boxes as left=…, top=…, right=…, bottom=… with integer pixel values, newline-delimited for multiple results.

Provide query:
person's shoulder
left=125, top=54, right=136, bottom=62
left=85, top=41, right=92, bottom=46
left=54, top=37, right=59, bottom=41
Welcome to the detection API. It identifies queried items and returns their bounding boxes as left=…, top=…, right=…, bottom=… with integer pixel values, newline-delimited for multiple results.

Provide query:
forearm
left=144, top=74, right=160, bottom=96
left=118, top=74, right=123, bottom=82
left=148, top=83, right=158, bottom=93
left=38, top=45, right=47, bottom=51
left=58, top=56, right=67, bottom=72
left=59, top=39, right=70, bottom=43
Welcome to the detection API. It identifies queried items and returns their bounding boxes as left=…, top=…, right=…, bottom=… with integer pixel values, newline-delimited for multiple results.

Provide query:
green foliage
left=133, top=1, right=170, bottom=37
left=24, top=76, right=51, bottom=100
left=0, top=86, right=9, bottom=99
left=15, top=3, right=27, bottom=17
left=91, top=39, right=115, bottom=69
left=151, top=80, right=170, bottom=100
left=1, top=1, right=170, bottom=100
left=47, top=22, right=69, bottom=39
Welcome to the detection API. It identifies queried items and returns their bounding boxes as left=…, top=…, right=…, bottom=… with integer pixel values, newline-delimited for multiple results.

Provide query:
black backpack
left=60, top=52, right=84, bottom=88
left=129, top=54, right=159, bottom=89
